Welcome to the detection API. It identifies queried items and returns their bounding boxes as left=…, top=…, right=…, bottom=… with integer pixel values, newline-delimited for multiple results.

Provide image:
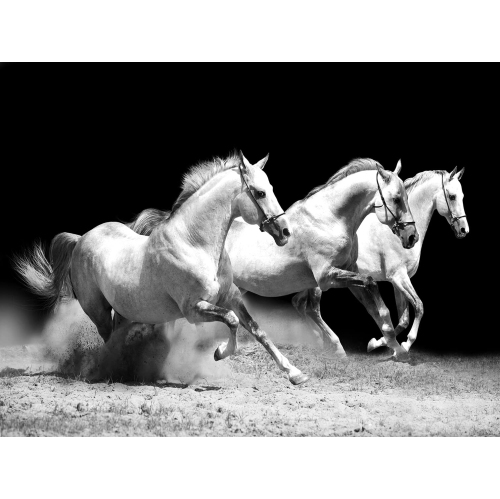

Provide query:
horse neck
left=407, top=175, right=441, bottom=243
left=300, top=170, right=379, bottom=236
left=158, top=170, right=241, bottom=260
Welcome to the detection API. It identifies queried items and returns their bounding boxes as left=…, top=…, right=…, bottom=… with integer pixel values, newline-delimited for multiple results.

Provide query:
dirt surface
left=1, top=339, right=499, bottom=437
left=1, top=299, right=499, bottom=437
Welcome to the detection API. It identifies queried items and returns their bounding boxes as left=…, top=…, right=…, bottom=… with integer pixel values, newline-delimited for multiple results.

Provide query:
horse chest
left=320, top=232, right=353, bottom=267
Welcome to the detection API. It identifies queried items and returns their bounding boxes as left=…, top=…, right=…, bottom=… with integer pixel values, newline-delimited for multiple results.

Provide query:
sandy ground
left=1, top=344, right=499, bottom=436
left=1, top=298, right=499, bottom=437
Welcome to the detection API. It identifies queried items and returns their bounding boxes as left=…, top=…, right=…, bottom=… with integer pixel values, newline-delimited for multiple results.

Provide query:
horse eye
left=449, top=194, right=456, bottom=201
left=256, top=190, right=266, bottom=199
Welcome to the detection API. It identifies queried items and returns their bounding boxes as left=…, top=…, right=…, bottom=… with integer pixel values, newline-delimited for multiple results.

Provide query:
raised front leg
left=366, top=286, right=410, bottom=352
left=292, top=288, right=346, bottom=358
left=227, top=284, right=309, bottom=385
left=187, top=300, right=240, bottom=361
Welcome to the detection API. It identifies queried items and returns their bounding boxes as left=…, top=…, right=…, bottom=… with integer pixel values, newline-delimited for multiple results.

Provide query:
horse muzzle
left=396, top=222, right=419, bottom=249
left=451, top=223, right=469, bottom=239
left=261, top=213, right=291, bottom=246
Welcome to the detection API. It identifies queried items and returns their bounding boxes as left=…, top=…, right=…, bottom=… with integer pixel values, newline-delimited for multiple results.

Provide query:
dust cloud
left=0, top=293, right=321, bottom=384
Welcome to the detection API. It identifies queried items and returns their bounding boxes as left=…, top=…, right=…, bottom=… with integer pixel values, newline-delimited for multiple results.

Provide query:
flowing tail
left=13, top=232, right=81, bottom=313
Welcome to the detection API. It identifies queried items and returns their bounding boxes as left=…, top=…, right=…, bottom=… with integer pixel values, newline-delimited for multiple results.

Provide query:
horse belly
left=233, top=259, right=317, bottom=297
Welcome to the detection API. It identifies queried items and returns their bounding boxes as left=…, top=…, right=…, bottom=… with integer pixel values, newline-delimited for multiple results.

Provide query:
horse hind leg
left=78, top=290, right=113, bottom=343
left=294, top=288, right=347, bottom=358
left=291, top=290, right=324, bottom=347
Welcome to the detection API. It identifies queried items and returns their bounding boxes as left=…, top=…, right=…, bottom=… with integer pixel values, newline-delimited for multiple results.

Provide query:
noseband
left=441, top=172, right=467, bottom=231
left=238, top=164, right=286, bottom=232
left=374, top=172, right=416, bottom=236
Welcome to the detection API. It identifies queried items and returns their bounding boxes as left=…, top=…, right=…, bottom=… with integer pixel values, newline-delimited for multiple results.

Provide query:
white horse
left=353, top=166, right=468, bottom=354
left=15, top=152, right=309, bottom=385
left=225, top=159, right=419, bottom=361
left=126, top=158, right=419, bottom=361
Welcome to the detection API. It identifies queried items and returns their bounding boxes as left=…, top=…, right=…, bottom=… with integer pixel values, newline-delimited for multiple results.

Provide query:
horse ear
left=376, top=164, right=391, bottom=183
left=449, top=166, right=458, bottom=180
left=394, top=159, right=402, bottom=176
left=255, top=153, right=269, bottom=170
left=457, top=167, right=465, bottom=180
left=239, top=150, right=252, bottom=174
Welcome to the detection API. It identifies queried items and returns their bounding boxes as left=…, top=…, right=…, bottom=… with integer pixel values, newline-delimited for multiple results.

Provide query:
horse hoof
left=289, top=373, right=309, bottom=385
left=367, top=338, right=378, bottom=352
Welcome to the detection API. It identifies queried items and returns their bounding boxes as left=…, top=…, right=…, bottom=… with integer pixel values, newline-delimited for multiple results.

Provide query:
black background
left=0, top=64, right=494, bottom=353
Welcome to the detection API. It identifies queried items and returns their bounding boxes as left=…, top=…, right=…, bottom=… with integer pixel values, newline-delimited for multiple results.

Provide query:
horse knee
left=381, top=323, right=395, bottom=339
left=225, top=311, right=239, bottom=330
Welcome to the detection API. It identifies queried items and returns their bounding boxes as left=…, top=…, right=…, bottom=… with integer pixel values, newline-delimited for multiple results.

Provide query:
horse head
left=374, top=160, right=419, bottom=249
left=436, top=167, right=468, bottom=239
left=236, top=151, right=291, bottom=246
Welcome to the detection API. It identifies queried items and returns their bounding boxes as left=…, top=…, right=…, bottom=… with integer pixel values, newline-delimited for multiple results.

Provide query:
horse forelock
left=302, top=158, right=383, bottom=200
left=171, top=152, right=242, bottom=214
left=404, top=170, right=448, bottom=194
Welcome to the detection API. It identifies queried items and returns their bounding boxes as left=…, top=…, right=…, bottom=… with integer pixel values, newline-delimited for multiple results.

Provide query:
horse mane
left=404, top=170, right=447, bottom=194
left=302, top=158, right=383, bottom=200
left=124, top=152, right=242, bottom=235
left=171, top=152, right=242, bottom=214
left=126, top=208, right=171, bottom=236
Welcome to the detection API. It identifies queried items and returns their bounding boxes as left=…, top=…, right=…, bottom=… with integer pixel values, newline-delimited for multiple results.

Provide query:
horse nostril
left=282, top=228, right=290, bottom=237
left=409, top=234, right=415, bottom=245
left=461, top=227, right=466, bottom=234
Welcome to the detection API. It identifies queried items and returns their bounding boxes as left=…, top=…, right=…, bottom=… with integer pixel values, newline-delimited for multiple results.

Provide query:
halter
left=441, top=172, right=467, bottom=231
left=238, top=164, right=286, bottom=232
left=374, top=171, right=416, bottom=236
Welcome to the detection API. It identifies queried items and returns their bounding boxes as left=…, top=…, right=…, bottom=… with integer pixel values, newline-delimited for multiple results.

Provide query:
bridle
left=441, top=172, right=467, bottom=231
left=238, top=164, right=286, bottom=232
left=374, top=171, right=416, bottom=236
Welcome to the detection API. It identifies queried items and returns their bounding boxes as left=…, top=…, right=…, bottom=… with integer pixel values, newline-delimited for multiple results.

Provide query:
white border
left=0, top=1, right=499, bottom=62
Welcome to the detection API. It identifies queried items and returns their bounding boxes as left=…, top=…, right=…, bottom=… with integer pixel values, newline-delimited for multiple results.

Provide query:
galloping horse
left=128, top=158, right=419, bottom=361
left=15, top=152, right=309, bottom=385
left=352, top=167, right=468, bottom=354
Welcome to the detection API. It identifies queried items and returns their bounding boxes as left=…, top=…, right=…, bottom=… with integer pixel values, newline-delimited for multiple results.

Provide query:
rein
left=374, top=171, right=416, bottom=236
left=441, top=172, right=467, bottom=230
left=238, top=164, right=285, bottom=232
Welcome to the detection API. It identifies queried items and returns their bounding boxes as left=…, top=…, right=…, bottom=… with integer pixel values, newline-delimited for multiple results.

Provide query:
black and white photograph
left=0, top=62, right=495, bottom=440
left=0, top=4, right=498, bottom=496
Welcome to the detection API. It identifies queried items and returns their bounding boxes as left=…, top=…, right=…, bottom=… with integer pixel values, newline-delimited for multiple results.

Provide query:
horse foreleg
left=227, top=285, right=309, bottom=385
left=365, top=286, right=410, bottom=352
left=348, top=284, right=409, bottom=362
left=391, top=272, right=423, bottom=353
left=187, top=300, right=240, bottom=361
